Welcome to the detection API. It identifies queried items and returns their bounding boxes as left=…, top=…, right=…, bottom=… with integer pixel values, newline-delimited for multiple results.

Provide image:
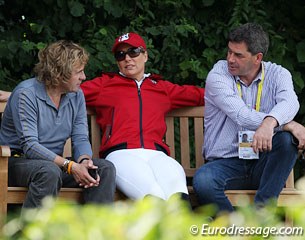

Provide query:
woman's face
left=115, top=43, right=148, bottom=81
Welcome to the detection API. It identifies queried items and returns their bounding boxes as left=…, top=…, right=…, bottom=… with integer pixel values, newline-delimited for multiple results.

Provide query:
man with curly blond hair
left=0, top=40, right=116, bottom=208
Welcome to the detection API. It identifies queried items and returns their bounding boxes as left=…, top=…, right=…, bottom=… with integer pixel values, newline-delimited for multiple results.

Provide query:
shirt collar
left=234, top=62, right=264, bottom=86
left=34, top=78, right=76, bottom=107
left=118, top=72, right=151, bottom=81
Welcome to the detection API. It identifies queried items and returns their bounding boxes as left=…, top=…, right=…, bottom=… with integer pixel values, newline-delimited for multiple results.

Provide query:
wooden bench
left=0, top=102, right=204, bottom=216
left=0, top=101, right=303, bottom=220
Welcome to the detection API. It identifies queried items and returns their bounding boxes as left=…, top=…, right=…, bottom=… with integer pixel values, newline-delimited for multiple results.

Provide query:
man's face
left=65, top=64, right=86, bottom=92
left=226, top=41, right=260, bottom=82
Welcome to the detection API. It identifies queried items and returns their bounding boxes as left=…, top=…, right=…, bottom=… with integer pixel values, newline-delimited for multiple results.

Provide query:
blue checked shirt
left=0, top=78, right=92, bottom=161
left=203, top=60, right=299, bottom=160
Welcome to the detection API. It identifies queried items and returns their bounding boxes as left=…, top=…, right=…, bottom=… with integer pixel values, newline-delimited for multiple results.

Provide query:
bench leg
left=0, top=202, right=7, bottom=227
left=284, top=211, right=294, bottom=226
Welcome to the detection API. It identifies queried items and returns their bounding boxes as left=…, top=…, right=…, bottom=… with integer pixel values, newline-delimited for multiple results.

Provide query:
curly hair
left=228, top=23, right=269, bottom=56
left=33, top=40, right=89, bottom=88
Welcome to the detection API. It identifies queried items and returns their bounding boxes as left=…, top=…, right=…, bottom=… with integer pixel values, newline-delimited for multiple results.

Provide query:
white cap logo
left=118, top=33, right=129, bottom=42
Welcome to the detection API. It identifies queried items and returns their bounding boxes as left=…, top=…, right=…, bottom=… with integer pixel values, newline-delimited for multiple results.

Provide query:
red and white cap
left=112, top=32, right=146, bottom=52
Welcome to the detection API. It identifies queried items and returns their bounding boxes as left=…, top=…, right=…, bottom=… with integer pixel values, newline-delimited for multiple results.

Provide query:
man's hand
left=252, top=116, right=278, bottom=153
left=71, top=159, right=100, bottom=188
left=283, top=121, right=305, bottom=150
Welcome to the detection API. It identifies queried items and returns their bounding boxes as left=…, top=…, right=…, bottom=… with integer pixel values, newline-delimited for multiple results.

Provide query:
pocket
left=103, top=108, right=115, bottom=145
left=103, top=124, right=112, bottom=145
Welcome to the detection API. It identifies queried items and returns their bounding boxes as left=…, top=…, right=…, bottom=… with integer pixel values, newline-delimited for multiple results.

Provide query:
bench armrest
left=0, top=145, right=10, bottom=216
left=0, top=145, right=10, bottom=174
left=0, top=145, right=11, bottom=157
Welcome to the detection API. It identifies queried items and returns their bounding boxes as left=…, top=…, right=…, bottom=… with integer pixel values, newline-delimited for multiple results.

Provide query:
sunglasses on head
left=114, top=47, right=145, bottom=61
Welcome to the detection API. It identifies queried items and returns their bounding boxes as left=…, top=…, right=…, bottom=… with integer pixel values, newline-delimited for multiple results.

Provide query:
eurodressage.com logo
left=189, top=224, right=304, bottom=238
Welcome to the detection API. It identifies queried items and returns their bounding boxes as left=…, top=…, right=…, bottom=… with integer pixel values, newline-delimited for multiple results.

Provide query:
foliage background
left=2, top=196, right=305, bottom=240
left=1, top=0, right=305, bottom=174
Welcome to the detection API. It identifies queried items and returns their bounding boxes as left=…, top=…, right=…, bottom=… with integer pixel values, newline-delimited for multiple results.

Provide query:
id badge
left=238, top=131, right=259, bottom=159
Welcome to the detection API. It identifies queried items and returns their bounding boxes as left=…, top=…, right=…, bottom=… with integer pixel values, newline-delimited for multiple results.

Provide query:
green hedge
left=1, top=0, right=305, bottom=108
left=2, top=195, right=305, bottom=240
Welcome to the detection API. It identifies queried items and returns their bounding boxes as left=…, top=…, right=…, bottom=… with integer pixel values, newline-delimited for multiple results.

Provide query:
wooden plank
left=90, top=114, right=101, bottom=158
left=7, top=188, right=28, bottom=203
left=7, top=187, right=126, bottom=204
left=285, top=169, right=294, bottom=188
left=194, top=118, right=204, bottom=169
left=166, top=106, right=203, bottom=117
left=180, top=117, right=190, bottom=168
left=225, top=189, right=305, bottom=207
left=7, top=187, right=83, bottom=203
left=0, top=102, right=6, bottom=113
left=0, top=146, right=10, bottom=216
left=165, top=117, right=175, bottom=159
left=184, top=168, right=197, bottom=176
left=63, top=138, right=72, bottom=158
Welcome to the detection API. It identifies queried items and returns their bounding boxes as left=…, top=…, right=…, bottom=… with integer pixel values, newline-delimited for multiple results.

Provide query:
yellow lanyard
left=236, top=63, right=265, bottom=112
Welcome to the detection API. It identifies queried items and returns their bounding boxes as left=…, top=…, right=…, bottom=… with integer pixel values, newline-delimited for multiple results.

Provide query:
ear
left=255, top=52, right=263, bottom=64
left=144, top=51, right=148, bottom=63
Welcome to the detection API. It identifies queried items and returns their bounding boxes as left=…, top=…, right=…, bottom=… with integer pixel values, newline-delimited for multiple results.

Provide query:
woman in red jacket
left=81, top=32, right=204, bottom=202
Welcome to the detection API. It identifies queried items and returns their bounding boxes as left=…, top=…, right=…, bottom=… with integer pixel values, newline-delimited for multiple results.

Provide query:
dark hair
left=228, top=23, right=269, bottom=56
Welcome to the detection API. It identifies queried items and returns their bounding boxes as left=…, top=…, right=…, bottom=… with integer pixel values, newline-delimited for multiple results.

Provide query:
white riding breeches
left=106, top=148, right=188, bottom=200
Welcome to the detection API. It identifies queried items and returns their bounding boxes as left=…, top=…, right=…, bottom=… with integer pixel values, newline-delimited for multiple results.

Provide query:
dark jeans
left=193, top=131, right=298, bottom=213
left=8, top=157, right=116, bottom=208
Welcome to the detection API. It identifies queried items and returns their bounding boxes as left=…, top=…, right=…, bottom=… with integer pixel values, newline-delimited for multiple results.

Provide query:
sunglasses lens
left=114, top=48, right=143, bottom=61
left=128, top=48, right=141, bottom=58
left=114, top=51, right=126, bottom=61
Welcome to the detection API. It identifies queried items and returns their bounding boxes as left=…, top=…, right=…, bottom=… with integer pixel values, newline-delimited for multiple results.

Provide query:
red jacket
left=81, top=73, right=204, bottom=157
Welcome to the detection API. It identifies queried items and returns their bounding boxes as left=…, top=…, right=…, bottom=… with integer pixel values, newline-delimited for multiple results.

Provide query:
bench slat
left=180, top=117, right=190, bottom=168
left=286, top=169, right=295, bottom=188
left=63, top=138, right=72, bottom=159
left=89, top=114, right=101, bottom=158
left=165, top=117, right=175, bottom=159
left=225, top=189, right=305, bottom=207
left=194, top=118, right=204, bottom=169
left=167, top=106, right=203, bottom=117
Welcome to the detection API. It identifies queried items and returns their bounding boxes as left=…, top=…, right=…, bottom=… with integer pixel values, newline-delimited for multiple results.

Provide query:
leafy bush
left=1, top=194, right=305, bottom=240
left=1, top=0, right=305, bottom=95
left=1, top=197, right=207, bottom=240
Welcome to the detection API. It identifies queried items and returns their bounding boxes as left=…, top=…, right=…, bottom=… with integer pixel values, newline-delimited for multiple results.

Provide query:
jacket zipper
left=136, top=82, right=145, bottom=148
